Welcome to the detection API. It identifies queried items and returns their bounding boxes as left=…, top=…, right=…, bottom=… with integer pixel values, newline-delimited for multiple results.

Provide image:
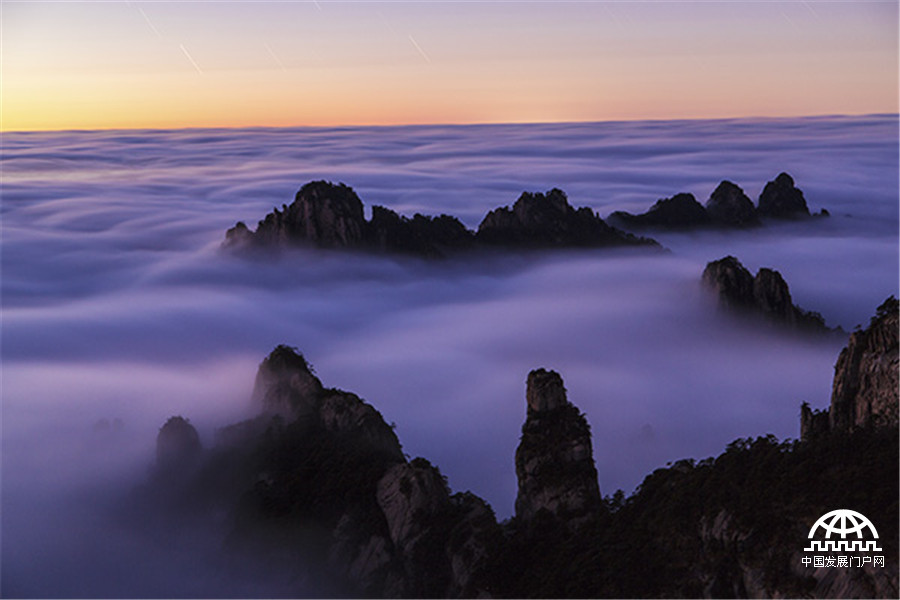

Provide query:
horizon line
left=3, top=112, right=897, bottom=135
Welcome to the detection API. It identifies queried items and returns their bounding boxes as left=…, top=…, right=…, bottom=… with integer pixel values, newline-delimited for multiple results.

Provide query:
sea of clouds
left=2, top=115, right=897, bottom=596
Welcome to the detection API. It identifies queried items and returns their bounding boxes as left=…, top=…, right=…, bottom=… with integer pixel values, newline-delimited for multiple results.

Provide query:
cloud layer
left=2, top=115, right=897, bottom=596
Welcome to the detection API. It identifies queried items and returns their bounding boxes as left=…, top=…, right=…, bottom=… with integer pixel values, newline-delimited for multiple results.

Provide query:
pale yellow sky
left=2, top=1, right=898, bottom=131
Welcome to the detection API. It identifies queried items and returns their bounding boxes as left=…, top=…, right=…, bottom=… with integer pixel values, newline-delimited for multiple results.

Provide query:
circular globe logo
left=804, top=509, right=882, bottom=552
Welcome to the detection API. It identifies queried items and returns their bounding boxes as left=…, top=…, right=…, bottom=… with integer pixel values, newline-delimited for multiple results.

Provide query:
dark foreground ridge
left=609, top=172, right=829, bottom=230
left=144, top=300, right=898, bottom=598
left=701, top=255, right=844, bottom=336
left=224, top=181, right=658, bottom=258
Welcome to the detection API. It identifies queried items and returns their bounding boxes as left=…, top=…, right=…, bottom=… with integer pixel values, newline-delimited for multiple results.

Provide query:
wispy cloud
left=408, top=34, right=431, bottom=64
left=136, top=6, right=162, bottom=39
left=179, top=44, right=204, bottom=75
left=264, top=42, right=288, bottom=72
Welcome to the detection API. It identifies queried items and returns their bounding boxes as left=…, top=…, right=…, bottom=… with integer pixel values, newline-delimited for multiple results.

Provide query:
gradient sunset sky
left=3, top=1, right=898, bottom=131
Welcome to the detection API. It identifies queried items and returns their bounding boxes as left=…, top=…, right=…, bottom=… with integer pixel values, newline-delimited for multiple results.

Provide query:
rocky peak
left=642, top=192, right=710, bottom=226
left=830, top=296, right=899, bottom=431
left=251, top=345, right=324, bottom=419
left=702, top=256, right=837, bottom=334
left=705, top=180, right=760, bottom=227
left=226, top=181, right=658, bottom=255
left=751, top=267, right=796, bottom=324
left=368, top=205, right=474, bottom=257
left=476, top=188, right=654, bottom=248
left=701, top=255, right=756, bottom=311
left=476, top=189, right=574, bottom=245
left=609, top=173, right=826, bottom=232
left=247, top=345, right=404, bottom=463
left=222, top=181, right=366, bottom=251
left=284, top=180, right=367, bottom=248
left=156, top=416, right=201, bottom=471
left=757, top=172, right=810, bottom=218
left=610, top=192, right=711, bottom=229
left=525, top=368, right=568, bottom=414
left=515, top=369, right=601, bottom=524
left=513, top=188, right=571, bottom=219
left=224, top=221, right=253, bottom=246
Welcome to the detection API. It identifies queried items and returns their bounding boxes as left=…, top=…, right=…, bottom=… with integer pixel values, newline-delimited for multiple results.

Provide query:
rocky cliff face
left=514, top=369, right=601, bottom=524
left=225, top=181, right=657, bottom=257
left=702, top=255, right=838, bottom=335
left=830, top=296, right=899, bottom=431
left=371, top=459, right=501, bottom=597
left=801, top=296, right=899, bottom=441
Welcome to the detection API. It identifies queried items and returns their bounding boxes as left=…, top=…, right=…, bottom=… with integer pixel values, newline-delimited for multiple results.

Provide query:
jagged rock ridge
left=224, top=180, right=658, bottom=257
left=225, top=181, right=475, bottom=258
left=611, top=172, right=827, bottom=230
left=147, top=301, right=897, bottom=598
left=701, top=255, right=839, bottom=335
left=476, top=188, right=647, bottom=249
left=831, top=296, right=899, bottom=430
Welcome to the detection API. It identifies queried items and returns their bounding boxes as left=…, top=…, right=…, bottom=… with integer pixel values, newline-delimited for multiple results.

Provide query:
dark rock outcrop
left=514, top=369, right=601, bottom=524
left=224, top=181, right=473, bottom=258
left=757, top=172, right=810, bottom=218
left=701, top=255, right=755, bottom=312
left=153, top=346, right=498, bottom=598
left=225, top=181, right=657, bottom=257
left=251, top=344, right=324, bottom=419
left=226, top=182, right=368, bottom=251
left=156, top=416, right=201, bottom=472
left=267, top=180, right=367, bottom=248
left=369, top=206, right=475, bottom=257
left=146, top=340, right=898, bottom=598
left=705, top=180, right=760, bottom=227
left=829, top=296, right=899, bottom=432
left=701, top=256, right=838, bottom=334
left=609, top=192, right=711, bottom=229
left=475, top=188, right=654, bottom=249
left=249, top=345, right=404, bottom=463
left=799, top=402, right=830, bottom=442
left=609, top=174, right=826, bottom=233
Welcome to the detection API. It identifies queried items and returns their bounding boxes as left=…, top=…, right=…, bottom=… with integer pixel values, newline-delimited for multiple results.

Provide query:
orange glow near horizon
left=3, top=1, right=898, bottom=132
